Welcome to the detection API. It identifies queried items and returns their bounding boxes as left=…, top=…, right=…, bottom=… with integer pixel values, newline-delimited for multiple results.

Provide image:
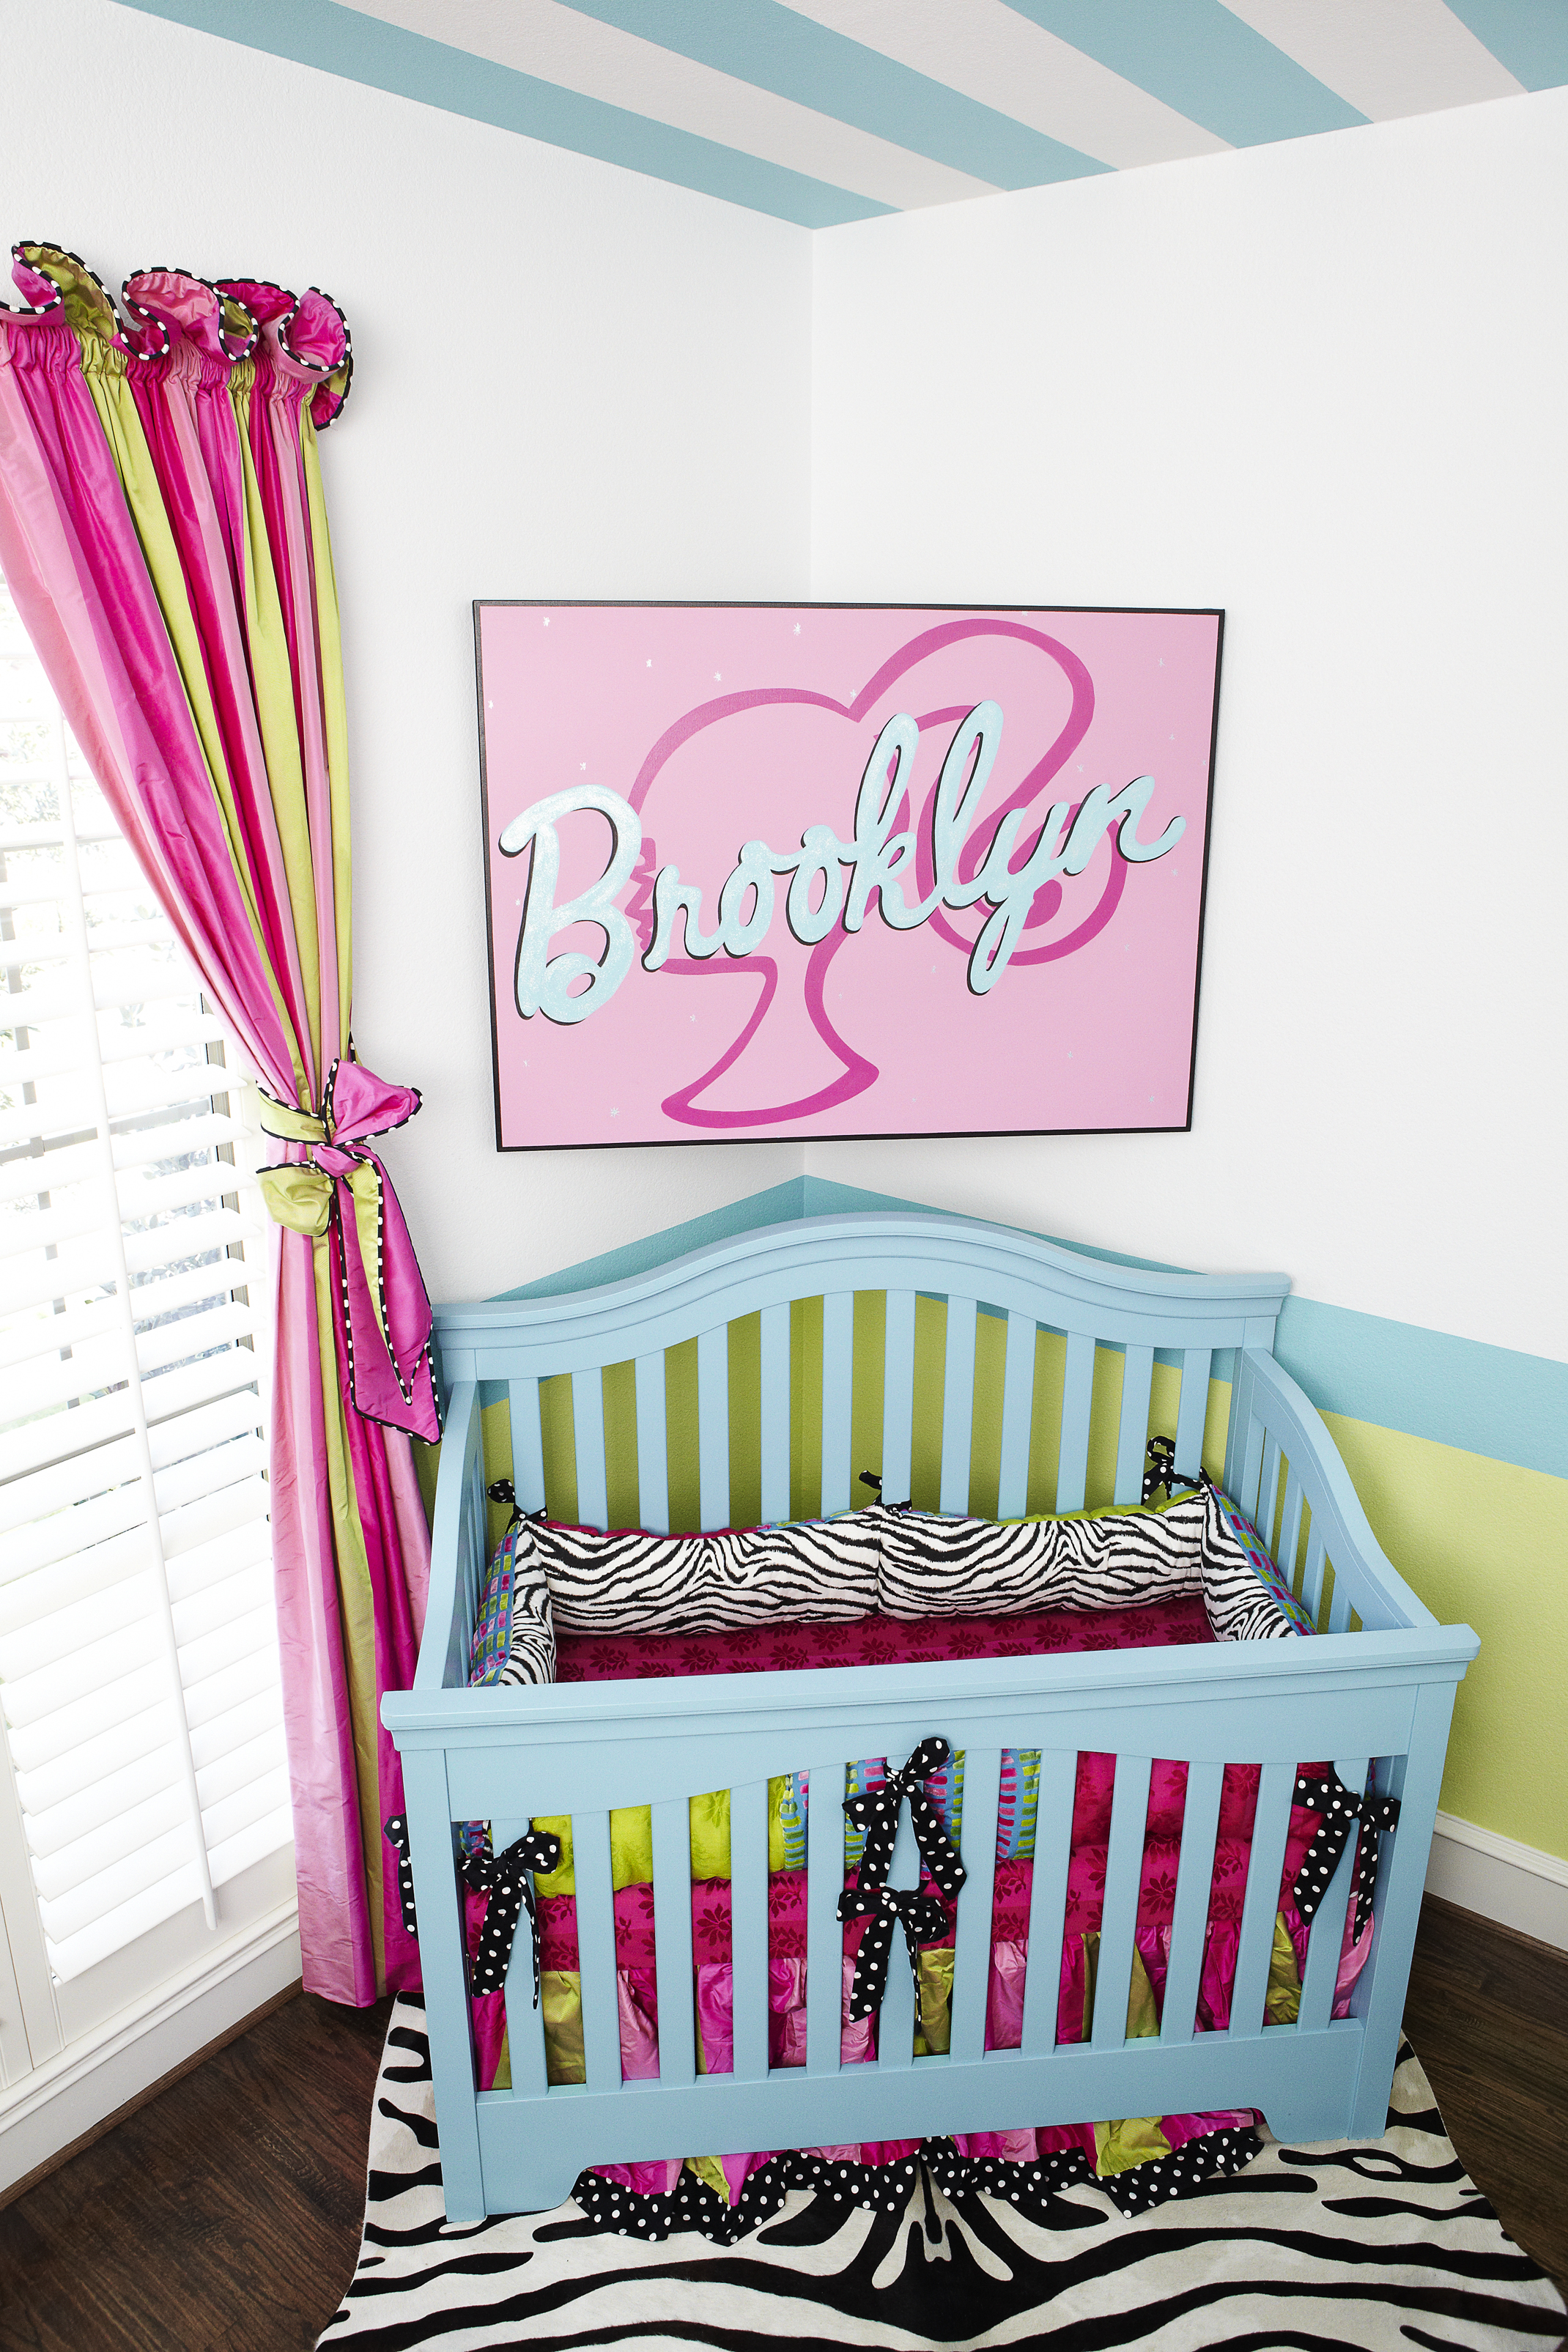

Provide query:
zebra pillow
left=873, top=1484, right=1301, bottom=1643
left=525, top=1509, right=881, bottom=1638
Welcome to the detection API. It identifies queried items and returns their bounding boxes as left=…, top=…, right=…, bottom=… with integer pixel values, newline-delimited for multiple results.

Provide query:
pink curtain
left=0, top=240, right=433, bottom=2002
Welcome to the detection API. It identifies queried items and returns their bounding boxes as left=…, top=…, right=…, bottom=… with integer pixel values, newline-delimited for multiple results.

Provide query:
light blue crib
left=382, top=1210, right=1478, bottom=2225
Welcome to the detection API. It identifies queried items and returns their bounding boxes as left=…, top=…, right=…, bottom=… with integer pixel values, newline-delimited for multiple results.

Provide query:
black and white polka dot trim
left=568, top=2122, right=1264, bottom=2244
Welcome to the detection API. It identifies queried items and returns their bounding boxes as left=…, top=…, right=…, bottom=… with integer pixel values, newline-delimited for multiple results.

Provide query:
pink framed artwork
left=474, top=603, right=1222, bottom=1151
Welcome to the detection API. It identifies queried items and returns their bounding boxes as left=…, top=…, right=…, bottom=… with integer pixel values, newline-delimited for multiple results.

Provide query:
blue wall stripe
left=1442, top=2, right=1568, bottom=92
left=492, top=1176, right=1566, bottom=1482
left=1273, top=1298, right=1567, bottom=1484
left=116, top=0, right=888, bottom=227
left=999, top=0, right=1366, bottom=148
left=558, top=0, right=1107, bottom=191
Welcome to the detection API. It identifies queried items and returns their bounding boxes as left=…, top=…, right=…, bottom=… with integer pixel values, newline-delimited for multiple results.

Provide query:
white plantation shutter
left=0, top=573, right=291, bottom=1994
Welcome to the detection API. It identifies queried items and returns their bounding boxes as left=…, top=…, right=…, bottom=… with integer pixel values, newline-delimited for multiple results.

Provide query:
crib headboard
left=433, top=1209, right=1287, bottom=1531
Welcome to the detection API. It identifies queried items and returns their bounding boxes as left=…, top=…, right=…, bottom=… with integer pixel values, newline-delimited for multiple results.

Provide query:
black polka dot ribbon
left=1292, top=1770, right=1402, bottom=1939
left=460, top=1828, right=562, bottom=2008
left=1142, top=1435, right=1206, bottom=1505
left=837, top=1736, right=967, bottom=2026
left=383, top=1815, right=418, bottom=1938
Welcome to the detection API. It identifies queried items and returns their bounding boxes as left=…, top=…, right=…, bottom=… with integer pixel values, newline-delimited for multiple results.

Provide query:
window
left=0, top=570, right=291, bottom=2078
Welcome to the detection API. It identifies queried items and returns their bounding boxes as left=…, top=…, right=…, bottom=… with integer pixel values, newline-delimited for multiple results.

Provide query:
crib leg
left=1348, top=1689, right=1452, bottom=2142
left=403, top=1750, right=487, bottom=2224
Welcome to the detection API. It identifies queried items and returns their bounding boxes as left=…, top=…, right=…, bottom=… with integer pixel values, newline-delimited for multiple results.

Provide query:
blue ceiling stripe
left=1000, top=0, right=1366, bottom=147
left=1441, top=1, right=1568, bottom=91
left=114, top=0, right=888, bottom=227
left=557, top=0, right=1107, bottom=190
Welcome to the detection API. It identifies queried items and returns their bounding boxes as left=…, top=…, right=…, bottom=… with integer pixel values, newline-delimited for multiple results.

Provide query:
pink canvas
left=476, top=604, right=1221, bottom=1149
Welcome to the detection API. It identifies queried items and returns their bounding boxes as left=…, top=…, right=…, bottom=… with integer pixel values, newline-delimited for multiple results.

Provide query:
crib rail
left=390, top=1619, right=1475, bottom=2222
left=432, top=1211, right=1290, bottom=1535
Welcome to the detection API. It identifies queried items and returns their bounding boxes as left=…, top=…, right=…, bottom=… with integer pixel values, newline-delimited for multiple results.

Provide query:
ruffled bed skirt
left=572, top=2118, right=1265, bottom=2243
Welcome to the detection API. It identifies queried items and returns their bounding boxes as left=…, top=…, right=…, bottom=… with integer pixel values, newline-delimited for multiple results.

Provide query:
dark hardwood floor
left=1, top=1895, right=1562, bottom=2348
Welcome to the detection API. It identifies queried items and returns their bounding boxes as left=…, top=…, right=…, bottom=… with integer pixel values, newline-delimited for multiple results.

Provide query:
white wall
left=2, top=0, right=814, bottom=1302
left=809, top=91, right=1568, bottom=1364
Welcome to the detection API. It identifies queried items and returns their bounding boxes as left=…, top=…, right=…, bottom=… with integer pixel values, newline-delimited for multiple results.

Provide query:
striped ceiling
left=126, top=1, right=1567, bottom=226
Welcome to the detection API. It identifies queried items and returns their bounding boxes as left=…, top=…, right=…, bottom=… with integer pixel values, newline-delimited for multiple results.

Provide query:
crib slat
left=1298, top=1757, right=1367, bottom=2033
left=1229, top=1762, right=1296, bottom=2038
left=1174, top=1348, right=1212, bottom=1482
left=1160, top=1761, right=1224, bottom=2044
left=1238, top=1410, right=1266, bottom=1525
left=572, top=1368, right=609, bottom=1531
left=1301, top=1526, right=1328, bottom=1628
left=509, top=1377, right=547, bottom=1515
left=696, top=1325, right=730, bottom=1531
left=1327, top=1565, right=1353, bottom=1634
left=1055, top=1332, right=1095, bottom=1514
left=820, top=1291, right=854, bottom=1520
left=1276, top=1467, right=1305, bottom=1584
left=635, top=1351, right=670, bottom=1535
left=877, top=1789, right=920, bottom=2072
left=758, top=1305, right=790, bottom=1526
left=882, top=1290, right=917, bottom=1504
left=1256, top=1430, right=1282, bottom=1550
left=948, top=1746, right=1001, bottom=2065
left=492, top=1816, right=548, bottom=2098
left=806, top=1767, right=845, bottom=2077
left=1021, top=1749, right=1078, bottom=2054
left=651, top=1799, right=696, bottom=2087
left=1090, top=1756, right=1153, bottom=2050
left=996, top=1312, right=1037, bottom=1520
left=731, top=1780, right=770, bottom=2082
left=401, top=1752, right=481, bottom=2216
left=1114, top=1345, right=1154, bottom=1506
left=939, top=1296, right=979, bottom=1515
left=574, top=1811, right=621, bottom=2093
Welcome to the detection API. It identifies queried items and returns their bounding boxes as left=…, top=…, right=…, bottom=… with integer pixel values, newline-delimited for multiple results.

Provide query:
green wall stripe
left=492, top=1176, right=1564, bottom=1481
left=115, top=0, right=889, bottom=227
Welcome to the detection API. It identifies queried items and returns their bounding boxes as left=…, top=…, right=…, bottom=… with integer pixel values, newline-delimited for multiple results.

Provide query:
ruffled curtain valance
left=0, top=240, right=430, bottom=2002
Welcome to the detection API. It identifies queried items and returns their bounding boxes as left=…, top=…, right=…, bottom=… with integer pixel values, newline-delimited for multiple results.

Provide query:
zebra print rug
left=320, top=1997, right=1565, bottom=2350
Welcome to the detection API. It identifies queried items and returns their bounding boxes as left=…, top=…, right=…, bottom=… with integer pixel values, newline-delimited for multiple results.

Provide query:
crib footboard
left=386, top=1617, right=1475, bottom=2225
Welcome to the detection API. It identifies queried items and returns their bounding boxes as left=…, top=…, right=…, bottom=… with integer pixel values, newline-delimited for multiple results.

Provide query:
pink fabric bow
left=258, top=1058, right=440, bottom=1442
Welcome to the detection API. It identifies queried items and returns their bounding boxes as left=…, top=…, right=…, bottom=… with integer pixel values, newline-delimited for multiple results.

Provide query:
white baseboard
left=0, top=1901, right=302, bottom=2196
left=1426, top=1811, right=1568, bottom=1951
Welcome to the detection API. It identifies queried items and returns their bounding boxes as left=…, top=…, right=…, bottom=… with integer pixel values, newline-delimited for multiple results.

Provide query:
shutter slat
left=1, top=588, right=280, bottom=1995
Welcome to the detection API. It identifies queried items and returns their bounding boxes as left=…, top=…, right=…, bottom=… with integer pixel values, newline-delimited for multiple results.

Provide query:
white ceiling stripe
left=1218, top=0, right=1522, bottom=122
left=339, top=0, right=999, bottom=209
left=773, top=0, right=1231, bottom=169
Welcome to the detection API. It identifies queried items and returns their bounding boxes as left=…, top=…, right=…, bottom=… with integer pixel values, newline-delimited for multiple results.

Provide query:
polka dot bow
left=383, top=1815, right=418, bottom=1938
left=837, top=1736, right=967, bottom=2026
left=1142, top=1435, right=1206, bottom=1506
left=1291, top=1770, right=1402, bottom=1940
left=461, top=1828, right=563, bottom=2008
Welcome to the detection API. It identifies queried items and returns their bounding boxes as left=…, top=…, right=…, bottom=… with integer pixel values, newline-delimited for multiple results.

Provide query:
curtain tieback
left=1291, top=1770, right=1402, bottom=1940
left=837, top=1736, right=968, bottom=2026
left=257, top=1056, right=440, bottom=1442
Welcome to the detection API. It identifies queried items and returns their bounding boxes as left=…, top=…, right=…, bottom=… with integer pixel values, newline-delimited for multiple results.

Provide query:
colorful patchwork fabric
left=1209, top=1487, right=1317, bottom=1635
left=468, top=1518, right=525, bottom=1686
left=997, top=1748, right=1043, bottom=1860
